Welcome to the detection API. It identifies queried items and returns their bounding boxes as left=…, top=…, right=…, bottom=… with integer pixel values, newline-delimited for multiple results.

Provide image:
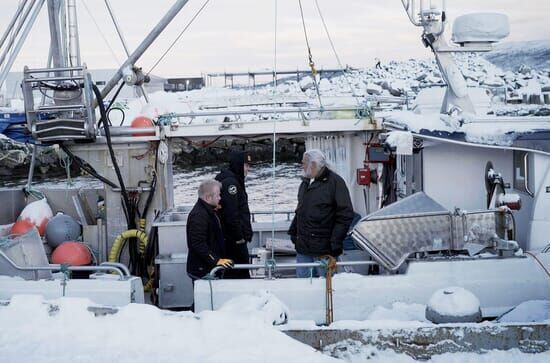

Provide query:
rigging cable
left=146, top=0, right=211, bottom=76
left=270, top=0, right=278, bottom=262
left=297, top=0, right=323, bottom=108
left=314, top=0, right=366, bottom=112
left=273, top=0, right=278, bottom=91
left=81, top=0, right=121, bottom=66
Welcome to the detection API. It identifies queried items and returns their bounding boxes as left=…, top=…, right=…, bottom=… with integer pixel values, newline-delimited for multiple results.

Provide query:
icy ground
left=1, top=294, right=549, bottom=363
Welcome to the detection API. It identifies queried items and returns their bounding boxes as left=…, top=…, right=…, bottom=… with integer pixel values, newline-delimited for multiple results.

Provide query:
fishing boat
left=0, top=0, right=548, bottom=358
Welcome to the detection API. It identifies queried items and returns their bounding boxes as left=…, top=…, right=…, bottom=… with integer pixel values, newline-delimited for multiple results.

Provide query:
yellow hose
left=108, top=229, right=148, bottom=262
left=108, top=228, right=155, bottom=293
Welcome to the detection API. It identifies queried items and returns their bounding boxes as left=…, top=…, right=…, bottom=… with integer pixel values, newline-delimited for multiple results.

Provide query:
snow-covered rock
left=365, top=83, right=382, bottom=95
left=219, top=290, right=289, bottom=325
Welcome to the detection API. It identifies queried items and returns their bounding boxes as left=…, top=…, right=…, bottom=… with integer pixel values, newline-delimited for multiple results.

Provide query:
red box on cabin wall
left=357, top=167, right=372, bottom=186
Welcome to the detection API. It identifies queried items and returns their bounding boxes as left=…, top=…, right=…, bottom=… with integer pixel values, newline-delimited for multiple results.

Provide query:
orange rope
left=323, top=255, right=338, bottom=325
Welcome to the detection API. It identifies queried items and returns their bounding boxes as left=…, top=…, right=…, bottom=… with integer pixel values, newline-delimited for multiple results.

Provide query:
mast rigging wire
left=146, top=0, right=211, bottom=76
left=314, top=0, right=363, bottom=109
left=297, top=0, right=323, bottom=108
left=81, top=0, right=121, bottom=65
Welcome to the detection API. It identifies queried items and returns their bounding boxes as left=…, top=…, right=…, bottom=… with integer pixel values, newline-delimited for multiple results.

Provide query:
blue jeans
left=296, top=254, right=333, bottom=278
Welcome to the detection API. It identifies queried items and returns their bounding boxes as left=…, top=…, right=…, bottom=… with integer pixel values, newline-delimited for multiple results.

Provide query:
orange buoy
left=18, top=198, right=53, bottom=237
left=130, top=116, right=155, bottom=136
left=10, top=219, right=35, bottom=236
left=51, top=241, right=92, bottom=266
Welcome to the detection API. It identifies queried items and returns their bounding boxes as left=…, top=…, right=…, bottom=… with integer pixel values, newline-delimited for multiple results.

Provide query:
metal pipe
left=24, top=75, right=84, bottom=82
left=0, top=250, right=126, bottom=279
left=523, top=153, right=534, bottom=197
left=99, top=261, right=130, bottom=276
left=26, top=144, right=37, bottom=190
left=170, top=105, right=365, bottom=119
left=103, top=0, right=149, bottom=103
left=100, top=0, right=190, bottom=102
left=41, top=44, right=53, bottom=106
left=0, top=0, right=36, bottom=66
left=0, top=0, right=28, bottom=51
left=25, top=65, right=84, bottom=73
left=67, top=0, right=81, bottom=67
left=208, top=260, right=378, bottom=276
left=47, top=0, right=67, bottom=72
left=0, top=0, right=44, bottom=89
left=99, top=127, right=155, bottom=136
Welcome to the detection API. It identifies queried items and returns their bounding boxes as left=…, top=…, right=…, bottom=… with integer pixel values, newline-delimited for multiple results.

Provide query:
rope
left=313, top=0, right=373, bottom=119
left=146, top=0, right=211, bottom=76
left=321, top=255, right=337, bottom=325
left=297, top=0, right=323, bottom=108
left=273, top=0, right=278, bottom=92
left=81, top=0, right=121, bottom=65
left=315, top=1, right=357, bottom=104
left=201, top=272, right=218, bottom=310
left=271, top=118, right=276, bottom=261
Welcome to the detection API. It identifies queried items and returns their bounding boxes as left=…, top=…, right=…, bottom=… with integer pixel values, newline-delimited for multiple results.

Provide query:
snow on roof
left=383, top=110, right=550, bottom=148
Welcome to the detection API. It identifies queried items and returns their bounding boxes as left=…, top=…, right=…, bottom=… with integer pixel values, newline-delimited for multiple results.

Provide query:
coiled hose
left=108, top=228, right=155, bottom=292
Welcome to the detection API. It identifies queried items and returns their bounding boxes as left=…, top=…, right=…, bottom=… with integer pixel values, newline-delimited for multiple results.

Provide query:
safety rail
left=208, top=260, right=378, bottom=279
left=250, top=210, right=294, bottom=222
left=161, top=105, right=369, bottom=121
left=0, top=250, right=130, bottom=280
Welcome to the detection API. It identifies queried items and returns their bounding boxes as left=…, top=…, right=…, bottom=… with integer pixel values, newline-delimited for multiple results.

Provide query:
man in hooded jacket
left=215, top=150, right=253, bottom=278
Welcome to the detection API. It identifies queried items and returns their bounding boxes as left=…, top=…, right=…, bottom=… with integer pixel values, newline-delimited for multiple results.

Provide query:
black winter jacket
left=215, top=152, right=253, bottom=243
left=288, top=167, right=354, bottom=256
left=186, top=198, right=225, bottom=278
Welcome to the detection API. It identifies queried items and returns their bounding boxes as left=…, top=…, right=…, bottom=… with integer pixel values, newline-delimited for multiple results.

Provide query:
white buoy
left=425, top=286, right=482, bottom=324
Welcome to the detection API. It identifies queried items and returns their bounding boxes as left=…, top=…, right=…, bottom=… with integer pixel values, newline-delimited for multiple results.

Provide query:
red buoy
left=130, top=116, right=155, bottom=136
left=10, top=219, right=35, bottom=236
left=51, top=241, right=92, bottom=266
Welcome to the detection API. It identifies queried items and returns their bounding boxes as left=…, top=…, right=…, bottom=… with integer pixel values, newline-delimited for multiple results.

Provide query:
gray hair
left=198, top=179, right=221, bottom=198
left=303, top=149, right=326, bottom=168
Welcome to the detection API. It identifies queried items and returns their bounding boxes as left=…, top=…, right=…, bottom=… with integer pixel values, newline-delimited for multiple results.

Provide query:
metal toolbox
left=156, top=255, right=193, bottom=309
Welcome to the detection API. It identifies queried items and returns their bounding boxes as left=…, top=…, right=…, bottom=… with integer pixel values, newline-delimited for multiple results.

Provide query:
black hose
left=60, top=144, right=119, bottom=188
left=106, top=82, right=125, bottom=113
left=93, top=84, right=140, bottom=274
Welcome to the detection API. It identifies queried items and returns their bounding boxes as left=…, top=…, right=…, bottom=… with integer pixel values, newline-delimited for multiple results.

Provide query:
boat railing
left=0, top=250, right=130, bottom=280
left=250, top=210, right=294, bottom=222
left=207, top=260, right=378, bottom=280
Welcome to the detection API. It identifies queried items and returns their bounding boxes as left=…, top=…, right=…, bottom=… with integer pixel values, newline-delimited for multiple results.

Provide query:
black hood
left=228, top=150, right=249, bottom=182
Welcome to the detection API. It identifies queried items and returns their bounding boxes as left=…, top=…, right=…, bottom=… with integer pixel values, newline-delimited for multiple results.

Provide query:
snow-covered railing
left=159, top=105, right=370, bottom=122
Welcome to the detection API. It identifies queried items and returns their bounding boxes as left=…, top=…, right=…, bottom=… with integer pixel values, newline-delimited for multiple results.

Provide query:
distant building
left=0, top=69, right=166, bottom=108
left=164, top=77, right=205, bottom=92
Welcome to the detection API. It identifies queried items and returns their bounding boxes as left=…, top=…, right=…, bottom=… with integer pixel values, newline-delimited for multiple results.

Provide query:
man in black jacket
left=288, top=149, right=354, bottom=278
left=187, top=179, right=233, bottom=281
left=215, top=150, right=253, bottom=279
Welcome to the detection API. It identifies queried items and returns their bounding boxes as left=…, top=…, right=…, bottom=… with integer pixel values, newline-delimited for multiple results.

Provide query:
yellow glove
left=216, top=258, right=234, bottom=268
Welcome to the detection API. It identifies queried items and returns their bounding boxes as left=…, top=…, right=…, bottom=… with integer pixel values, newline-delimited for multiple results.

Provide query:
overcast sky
left=3, top=0, right=550, bottom=77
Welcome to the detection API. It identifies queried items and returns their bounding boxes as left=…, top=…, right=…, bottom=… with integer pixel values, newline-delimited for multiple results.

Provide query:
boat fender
left=45, top=213, right=82, bottom=248
left=51, top=241, right=92, bottom=266
left=18, top=198, right=53, bottom=236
